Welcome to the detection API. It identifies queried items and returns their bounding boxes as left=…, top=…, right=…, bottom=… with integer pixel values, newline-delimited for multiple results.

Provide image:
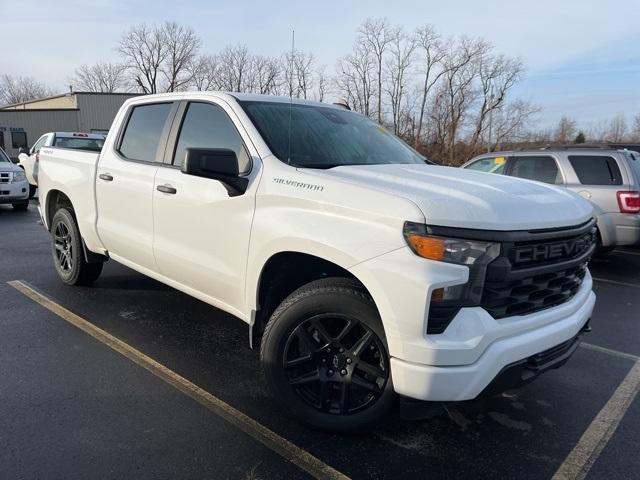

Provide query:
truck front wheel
left=260, top=277, right=395, bottom=433
left=50, top=208, right=103, bottom=285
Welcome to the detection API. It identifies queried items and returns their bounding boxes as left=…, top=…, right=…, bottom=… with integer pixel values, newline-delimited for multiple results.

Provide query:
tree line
left=1, top=19, right=639, bottom=165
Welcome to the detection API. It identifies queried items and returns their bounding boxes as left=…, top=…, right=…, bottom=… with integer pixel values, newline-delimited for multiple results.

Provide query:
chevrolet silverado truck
left=37, top=92, right=597, bottom=432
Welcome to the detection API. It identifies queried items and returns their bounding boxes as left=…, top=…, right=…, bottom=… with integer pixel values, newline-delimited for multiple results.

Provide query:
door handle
left=99, top=173, right=113, bottom=182
left=157, top=184, right=177, bottom=194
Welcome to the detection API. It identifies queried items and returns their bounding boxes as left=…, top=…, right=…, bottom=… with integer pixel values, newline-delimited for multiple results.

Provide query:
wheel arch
left=249, top=251, right=380, bottom=349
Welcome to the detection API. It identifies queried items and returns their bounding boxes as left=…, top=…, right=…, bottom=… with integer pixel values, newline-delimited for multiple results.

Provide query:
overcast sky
left=2, top=0, right=639, bottom=128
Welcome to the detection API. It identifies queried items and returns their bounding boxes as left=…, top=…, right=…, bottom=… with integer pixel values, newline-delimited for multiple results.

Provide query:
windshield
left=0, top=148, right=10, bottom=163
left=239, top=101, right=428, bottom=168
left=54, top=136, right=105, bottom=152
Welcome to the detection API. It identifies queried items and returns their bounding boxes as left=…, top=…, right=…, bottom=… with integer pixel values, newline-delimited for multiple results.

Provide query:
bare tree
left=161, top=22, right=201, bottom=92
left=283, top=49, right=315, bottom=98
left=71, top=62, right=128, bottom=92
left=605, top=114, right=628, bottom=142
left=359, top=18, right=394, bottom=123
left=217, top=45, right=251, bottom=92
left=188, top=54, right=220, bottom=91
left=554, top=116, right=578, bottom=143
left=441, top=37, right=488, bottom=164
left=249, top=55, right=281, bottom=94
left=118, top=22, right=200, bottom=93
left=469, top=53, right=524, bottom=151
left=0, top=75, right=54, bottom=105
left=315, top=65, right=329, bottom=101
left=491, top=99, right=540, bottom=150
left=385, top=27, right=416, bottom=134
left=118, top=23, right=167, bottom=93
left=413, top=25, right=448, bottom=148
left=335, top=42, right=375, bottom=116
left=632, top=113, right=640, bottom=141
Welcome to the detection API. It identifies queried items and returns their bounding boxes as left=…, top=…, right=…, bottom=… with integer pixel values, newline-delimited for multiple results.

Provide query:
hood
left=303, top=164, right=594, bottom=231
left=0, top=160, right=22, bottom=172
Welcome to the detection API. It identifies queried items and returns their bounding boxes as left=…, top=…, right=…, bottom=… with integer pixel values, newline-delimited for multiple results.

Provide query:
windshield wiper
left=291, top=163, right=344, bottom=169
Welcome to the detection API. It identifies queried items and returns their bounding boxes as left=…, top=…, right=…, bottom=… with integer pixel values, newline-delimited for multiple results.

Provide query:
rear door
left=152, top=100, right=257, bottom=314
left=96, top=101, right=177, bottom=271
left=504, top=155, right=564, bottom=186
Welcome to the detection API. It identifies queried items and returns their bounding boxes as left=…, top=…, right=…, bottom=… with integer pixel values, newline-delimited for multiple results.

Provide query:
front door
left=152, top=101, right=257, bottom=314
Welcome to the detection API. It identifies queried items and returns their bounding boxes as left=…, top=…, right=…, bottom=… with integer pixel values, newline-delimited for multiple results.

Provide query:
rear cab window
left=118, top=103, right=174, bottom=162
left=54, top=136, right=105, bottom=152
left=507, top=155, right=563, bottom=184
left=568, top=155, right=622, bottom=185
left=466, top=156, right=507, bottom=174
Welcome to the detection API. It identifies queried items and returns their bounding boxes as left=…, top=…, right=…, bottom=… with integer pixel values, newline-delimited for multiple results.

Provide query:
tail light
left=617, top=191, right=640, bottom=213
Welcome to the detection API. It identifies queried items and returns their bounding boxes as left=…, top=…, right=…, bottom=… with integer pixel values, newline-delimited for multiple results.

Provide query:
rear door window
left=465, top=156, right=507, bottom=174
left=568, top=155, right=622, bottom=185
left=507, top=156, right=562, bottom=184
left=119, top=103, right=173, bottom=162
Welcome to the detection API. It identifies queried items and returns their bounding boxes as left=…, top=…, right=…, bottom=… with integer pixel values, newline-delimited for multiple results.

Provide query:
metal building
left=0, top=91, right=138, bottom=158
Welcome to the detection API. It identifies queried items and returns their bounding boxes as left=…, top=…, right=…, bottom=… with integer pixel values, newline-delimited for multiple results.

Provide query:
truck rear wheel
left=260, top=277, right=395, bottom=433
left=51, top=208, right=103, bottom=285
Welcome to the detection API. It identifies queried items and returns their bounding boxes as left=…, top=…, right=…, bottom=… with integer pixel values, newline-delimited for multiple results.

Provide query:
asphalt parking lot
left=2, top=201, right=639, bottom=480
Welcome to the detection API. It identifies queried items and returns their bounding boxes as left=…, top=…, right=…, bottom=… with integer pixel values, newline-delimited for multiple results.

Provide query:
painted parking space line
left=7, top=280, right=349, bottom=480
left=580, top=342, right=640, bottom=362
left=592, top=277, right=640, bottom=289
left=613, top=249, right=640, bottom=257
left=553, top=359, right=640, bottom=480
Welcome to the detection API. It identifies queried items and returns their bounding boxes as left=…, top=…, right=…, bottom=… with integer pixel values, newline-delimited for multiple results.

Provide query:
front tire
left=51, top=208, right=103, bottom=285
left=260, top=277, right=395, bottom=433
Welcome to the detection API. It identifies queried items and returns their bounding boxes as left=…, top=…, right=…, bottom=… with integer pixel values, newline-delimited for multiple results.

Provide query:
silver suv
left=462, top=147, right=640, bottom=250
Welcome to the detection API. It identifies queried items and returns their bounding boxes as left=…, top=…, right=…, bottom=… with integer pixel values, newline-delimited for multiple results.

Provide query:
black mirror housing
left=18, top=147, right=28, bottom=156
left=181, top=148, right=248, bottom=195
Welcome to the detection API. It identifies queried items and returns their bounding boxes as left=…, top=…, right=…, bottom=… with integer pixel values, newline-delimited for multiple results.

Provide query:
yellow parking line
left=7, top=280, right=349, bottom=480
left=553, top=359, right=640, bottom=480
left=592, top=277, right=640, bottom=289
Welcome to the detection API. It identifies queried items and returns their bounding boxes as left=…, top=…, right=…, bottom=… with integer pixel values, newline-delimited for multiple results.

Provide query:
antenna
left=287, top=29, right=295, bottom=165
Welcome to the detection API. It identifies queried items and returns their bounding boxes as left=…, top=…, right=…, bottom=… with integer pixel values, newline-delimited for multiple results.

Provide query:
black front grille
left=482, top=263, right=588, bottom=318
left=481, top=220, right=596, bottom=319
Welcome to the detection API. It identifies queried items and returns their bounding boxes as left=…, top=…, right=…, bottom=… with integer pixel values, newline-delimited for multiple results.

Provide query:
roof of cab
left=123, top=91, right=339, bottom=109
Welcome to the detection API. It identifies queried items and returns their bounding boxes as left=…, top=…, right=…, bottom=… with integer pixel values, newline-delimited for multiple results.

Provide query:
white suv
left=0, top=147, right=29, bottom=210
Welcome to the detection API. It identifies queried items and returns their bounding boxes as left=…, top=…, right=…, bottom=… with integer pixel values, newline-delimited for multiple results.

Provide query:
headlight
left=12, top=171, right=26, bottom=183
left=403, top=221, right=500, bottom=306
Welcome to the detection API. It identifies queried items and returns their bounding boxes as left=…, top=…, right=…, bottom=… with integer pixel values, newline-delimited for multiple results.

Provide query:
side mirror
left=181, top=148, right=248, bottom=196
left=18, top=147, right=28, bottom=156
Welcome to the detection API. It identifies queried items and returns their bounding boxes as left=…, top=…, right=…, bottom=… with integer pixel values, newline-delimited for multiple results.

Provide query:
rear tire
left=12, top=201, right=29, bottom=211
left=260, top=277, right=395, bottom=433
left=51, top=208, right=103, bottom=285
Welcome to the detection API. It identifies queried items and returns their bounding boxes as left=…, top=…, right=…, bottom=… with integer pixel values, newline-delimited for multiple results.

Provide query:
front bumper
left=390, top=284, right=595, bottom=401
left=0, top=180, right=29, bottom=203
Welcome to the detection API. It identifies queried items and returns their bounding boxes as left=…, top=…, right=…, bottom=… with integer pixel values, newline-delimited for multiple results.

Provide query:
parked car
left=18, top=132, right=106, bottom=198
left=0, top=146, right=29, bottom=210
left=37, top=92, right=596, bottom=432
left=463, top=147, right=640, bottom=251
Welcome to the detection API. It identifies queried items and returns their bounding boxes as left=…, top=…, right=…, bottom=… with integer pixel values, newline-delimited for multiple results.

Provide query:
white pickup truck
left=38, top=92, right=597, bottom=432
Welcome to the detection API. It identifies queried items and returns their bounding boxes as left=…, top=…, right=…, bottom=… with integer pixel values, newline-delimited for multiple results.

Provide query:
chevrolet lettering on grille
left=514, top=233, right=595, bottom=264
